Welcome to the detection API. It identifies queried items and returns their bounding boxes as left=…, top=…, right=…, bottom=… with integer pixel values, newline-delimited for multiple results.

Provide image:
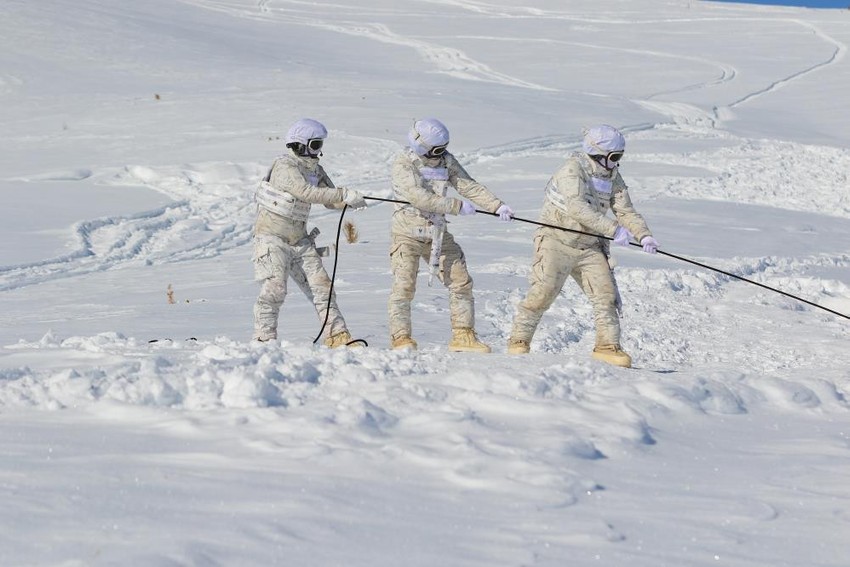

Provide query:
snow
left=2, top=0, right=850, bottom=565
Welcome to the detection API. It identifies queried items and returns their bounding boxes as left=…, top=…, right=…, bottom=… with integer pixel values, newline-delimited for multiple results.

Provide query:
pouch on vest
left=256, top=181, right=312, bottom=221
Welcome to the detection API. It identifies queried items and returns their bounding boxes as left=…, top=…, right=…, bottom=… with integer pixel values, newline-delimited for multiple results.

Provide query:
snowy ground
left=1, top=1, right=850, bottom=565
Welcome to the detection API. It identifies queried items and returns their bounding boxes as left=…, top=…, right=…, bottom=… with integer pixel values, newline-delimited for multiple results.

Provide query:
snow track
left=728, top=19, right=847, bottom=109
left=0, top=163, right=261, bottom=291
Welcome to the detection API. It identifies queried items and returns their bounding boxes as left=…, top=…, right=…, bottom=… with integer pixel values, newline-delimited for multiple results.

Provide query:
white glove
left=342, top=188, right=367, bottom=211
left=612, top=225, right=633, bottom=247
left=459, top=201, right=477, bottom=216
left=640, top=236, right=659, bottom=254
left=495, top=203, right=514, bottom=221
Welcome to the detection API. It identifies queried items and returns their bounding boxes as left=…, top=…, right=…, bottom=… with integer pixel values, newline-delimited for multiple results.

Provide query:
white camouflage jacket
left=389, top=148, right=503, bottom=239
left=254, top=151, right=346, bottom=245
left=540, top=152, right=652, bottom=250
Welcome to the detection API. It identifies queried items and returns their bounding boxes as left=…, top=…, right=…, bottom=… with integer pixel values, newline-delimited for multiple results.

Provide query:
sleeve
left=270, top=160, right=346, bottom=207
left=557, top=161, right=619, bottom=237
left=446, top=155, right=503, bottom=213
left=610, top=173, right=652, bottom=241
left=391, top=155, right=462, bottom=215
left=317, top=167, right=345, bottom=210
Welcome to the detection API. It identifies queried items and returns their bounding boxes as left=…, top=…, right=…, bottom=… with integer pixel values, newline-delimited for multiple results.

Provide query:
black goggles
left=607, top=151, right=624, bottom=163
left=307, top=138, right=324, bottom=152
left=428, top=144, right=448, bottom=157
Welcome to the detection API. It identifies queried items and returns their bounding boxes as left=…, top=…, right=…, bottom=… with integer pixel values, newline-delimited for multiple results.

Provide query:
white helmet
left=286, top=118, right=328, bottom=157
left=582, top=124, right=625, bottom=170
left=408, top=118, right=450, bottom=158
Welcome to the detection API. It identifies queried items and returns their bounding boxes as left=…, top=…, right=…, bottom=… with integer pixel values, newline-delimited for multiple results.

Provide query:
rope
left=363, top=195, right=850, bottom=322
left=312, top=204, right=368, bottom=347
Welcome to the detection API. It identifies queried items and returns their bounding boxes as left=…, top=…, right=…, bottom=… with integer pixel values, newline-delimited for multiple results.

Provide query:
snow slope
left=1, top=1, right=849, bottom=565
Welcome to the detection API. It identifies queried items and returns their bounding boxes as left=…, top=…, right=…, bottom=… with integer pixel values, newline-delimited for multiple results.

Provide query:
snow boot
left=591, top=345, right=632, bottom=368
left=448, top=328, right=491, bottom=353
left=324, top=330, right=363, bottom=348
left=391, top=334, right=418, bottom=350
left=507, top=338, right=530, bottom=354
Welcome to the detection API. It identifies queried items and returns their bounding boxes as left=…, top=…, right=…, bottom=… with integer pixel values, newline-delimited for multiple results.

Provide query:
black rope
left=313, top=204, right=368, bottom=347
left=364, top=195, right=850, bottom=322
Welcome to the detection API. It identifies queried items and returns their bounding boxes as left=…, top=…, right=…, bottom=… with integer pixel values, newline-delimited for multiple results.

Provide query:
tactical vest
left=255, top=158, right=318, bottom=221
left=400, top=159, right=451, bottom=240
left=399, top=156, right=450, bottom=215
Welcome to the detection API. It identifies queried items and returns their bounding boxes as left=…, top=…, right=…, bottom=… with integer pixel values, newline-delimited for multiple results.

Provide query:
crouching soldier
left=507, top=124, right=659, bottom=367
left=252, top=118, right=367, bottom=347
left=388, top=118, right=514, bottom=352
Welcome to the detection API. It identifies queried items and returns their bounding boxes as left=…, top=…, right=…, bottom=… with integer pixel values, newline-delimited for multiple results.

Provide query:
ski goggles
left=307, top=138, right=324, bottom=152
left=428, top=144, right=448, bottom=157
left=607, top=151, right=623, bottom=163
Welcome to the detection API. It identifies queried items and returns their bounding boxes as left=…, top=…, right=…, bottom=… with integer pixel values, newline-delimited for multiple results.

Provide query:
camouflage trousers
left=510, top=230, right=620, bottom=347
left=252, top=234, right=346, bottom=341
left=388, top=232, right=475, bottom=339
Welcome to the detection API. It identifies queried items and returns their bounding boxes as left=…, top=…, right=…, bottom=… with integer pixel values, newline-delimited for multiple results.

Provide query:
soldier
left=252, top=118, right=366, bottom=346
left=507, top=124, right=659, bottom=367
left=388, top=118, right=514, bottom=352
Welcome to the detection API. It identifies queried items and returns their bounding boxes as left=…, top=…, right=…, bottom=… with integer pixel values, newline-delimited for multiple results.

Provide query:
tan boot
left=448, top=328, right=491, bottom=353
left=507, top=338, right=530, bottom=354
left=391, top=335, right=418, bottom=350
left=592, top=345, right=632, bottom=368
left=324, top=330, right=363, bottom=348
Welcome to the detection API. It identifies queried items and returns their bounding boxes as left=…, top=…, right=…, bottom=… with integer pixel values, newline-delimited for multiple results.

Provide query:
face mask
left=419, top=166, right=449, bottom=181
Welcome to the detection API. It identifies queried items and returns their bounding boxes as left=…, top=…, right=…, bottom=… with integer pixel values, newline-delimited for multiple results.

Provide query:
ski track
left=175, top=0, right=550, bottom=91
left=328, top=22, right=556, bottom=91
left=728, top=19, right=847, bottom=110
